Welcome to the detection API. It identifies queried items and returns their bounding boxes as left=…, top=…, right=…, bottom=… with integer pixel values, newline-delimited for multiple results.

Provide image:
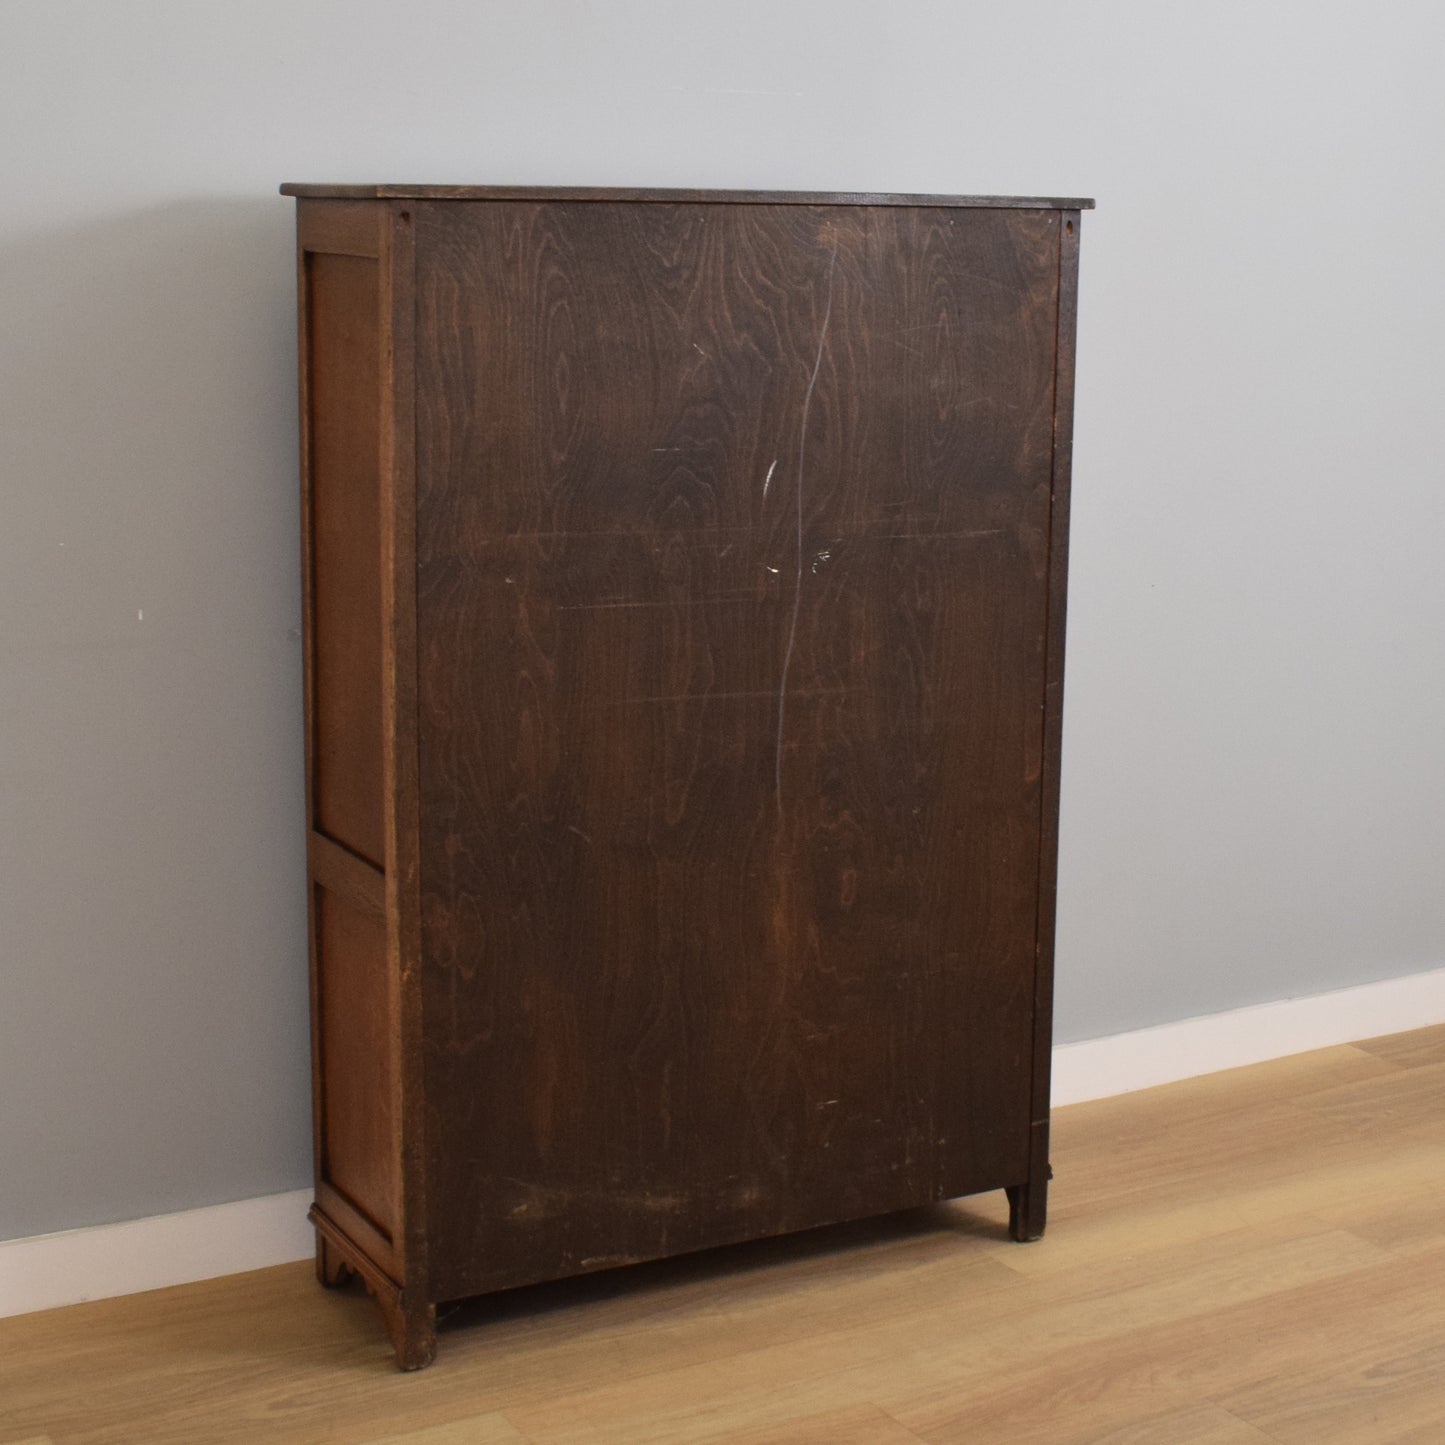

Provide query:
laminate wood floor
left=3, top=1025, right=1443, bottom=1444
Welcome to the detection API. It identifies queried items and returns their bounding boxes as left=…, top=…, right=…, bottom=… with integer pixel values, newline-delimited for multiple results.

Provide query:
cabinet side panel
left=316, top=886, right=399, bottom=1241
left=308, top=252, right=385, bottom=868
left=1026, top=211, right=1084, bottom=1207
left=298, top=203, right=406, bottom=1284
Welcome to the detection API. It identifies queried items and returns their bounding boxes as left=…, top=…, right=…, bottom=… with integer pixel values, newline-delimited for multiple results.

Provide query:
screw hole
left=400, top=210, right=412, bottom=223
left=1065, top=219, right=1074, bottom=234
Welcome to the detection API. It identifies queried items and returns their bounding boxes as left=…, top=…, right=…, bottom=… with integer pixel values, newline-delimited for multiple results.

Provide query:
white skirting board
left=0, top=1189, right=315, bottom=1322
left=1050, top=966, right=1445, bottom=1106
left=4, top=965, right=1444, bottom=1321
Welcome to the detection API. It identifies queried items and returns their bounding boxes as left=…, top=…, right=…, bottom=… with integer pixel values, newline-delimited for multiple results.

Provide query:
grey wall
left=3, top=0, right=1442, bottom=1241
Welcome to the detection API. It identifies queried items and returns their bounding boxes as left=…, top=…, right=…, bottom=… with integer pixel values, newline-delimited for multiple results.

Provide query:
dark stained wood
left=289, top=188, right=1087, bottom=1367
left=1017, top=209, right=1084, bottom=1245
left=282, top=182, right=1095, bottom=209
left=382, top=197, right=433, bottom=1353
left=411, top=200, right=1059, bottom=1299
left=306, top=250, right=386, bottom=868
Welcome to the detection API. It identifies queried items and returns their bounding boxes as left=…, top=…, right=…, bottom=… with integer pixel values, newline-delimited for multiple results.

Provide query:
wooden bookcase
left=283, top=183, right=1090, bottom=1368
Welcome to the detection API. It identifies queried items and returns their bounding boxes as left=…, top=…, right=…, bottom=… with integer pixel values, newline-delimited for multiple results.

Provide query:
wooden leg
left=310, top=1207, right=439, bottom=1369
left=315, top=1230, right=356, bottom=1288
left=1006, top=1171, right=1048, bottom=1243
left=379, top=1293, right=439, bottom=1372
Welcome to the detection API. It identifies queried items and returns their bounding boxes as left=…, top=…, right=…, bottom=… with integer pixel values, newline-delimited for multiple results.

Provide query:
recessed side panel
left=307, top=251, right=385, bottom=868
left=413, top=201, right=1061, bottom=1299
left=297, top=198, right=409, bottom=1302
left=316, top=884, right=398, bottom=1244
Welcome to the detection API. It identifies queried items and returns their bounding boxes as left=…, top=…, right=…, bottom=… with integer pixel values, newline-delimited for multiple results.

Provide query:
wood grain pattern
left=380, top=196, right=435, bottom=1366
left=316, top=888, right=398, bottom=1241
left=365, top=1419, right=528, bottom=1444
left=1013, top=207, right=1083, bottom=1244
left=410, top=200, right=1063, bottom=1299
left=1084, top=1405, right=1276, bottom=1443
left=1353, top=1020, right=1445, bottom=1069
left=306, top=250, right=385, bottom=868
left=4, top=1027, right=1444, bottom=1443
left=710, top=1402, right=927, bottom=1443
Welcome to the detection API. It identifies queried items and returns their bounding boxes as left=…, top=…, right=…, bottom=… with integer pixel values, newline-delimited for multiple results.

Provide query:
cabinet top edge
left=279, top=183, right=1095, bottom=209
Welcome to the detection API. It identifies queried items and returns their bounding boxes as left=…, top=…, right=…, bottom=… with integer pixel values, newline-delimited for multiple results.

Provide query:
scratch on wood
left=607, top=687, right=849, bottom=706
left=762, top=457, right=778, bottom=499
left=484, top=526, right=754, bottom=542
left=558, top=595, right=749, bottom=611
left=869, top=528, right=1006, bottom=541
left=775, top=232, right=839, bottom=818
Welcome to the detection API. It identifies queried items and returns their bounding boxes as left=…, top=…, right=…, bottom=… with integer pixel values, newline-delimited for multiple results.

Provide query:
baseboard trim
left=6, top=966, right=1444, bottom=1320
left=1052, top=965, right=1445, bottom=1106
left=0, top=1189, right=314, bottom=1321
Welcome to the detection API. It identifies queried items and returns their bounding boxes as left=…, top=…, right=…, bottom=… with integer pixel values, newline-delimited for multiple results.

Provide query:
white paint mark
left=766, top=565, right=780, bottom=575
left=692, top=343, right=709, bottom=360
left=811, top=548, right=831, bottom=574
left=776, top=233, right=840, bottom=817
left=762, top=457, right=778, bottom=499
left=137, top=609, right=144, bottom=622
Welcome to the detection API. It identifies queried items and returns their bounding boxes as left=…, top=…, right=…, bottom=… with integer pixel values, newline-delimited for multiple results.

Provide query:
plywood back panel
left=411, top=200, right=1061, bottom=1297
